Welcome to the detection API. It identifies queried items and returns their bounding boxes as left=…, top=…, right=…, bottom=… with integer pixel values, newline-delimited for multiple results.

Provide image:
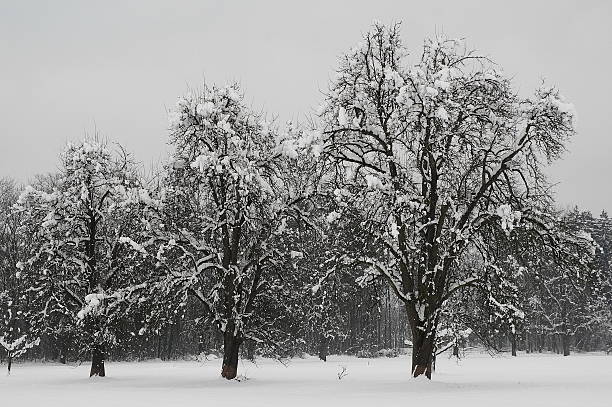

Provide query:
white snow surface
left=1, top=352, right=611, bottom=406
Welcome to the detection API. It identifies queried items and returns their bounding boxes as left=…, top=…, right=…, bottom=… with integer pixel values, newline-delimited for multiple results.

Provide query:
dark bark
left=562, top=333, right=571, bottom=356
left=245, top=340, right=255, bottom=361
left=7, top=356, right=12, bottom=374
left=221, top=331, right=242, bottom=380
left=165, top=325, right=175, bottom=360
left=318, top=335, right=329, bottom=362
left=511, top=333, right=517, bottom=356
left=89, top=344, right=106, bottom=377
left=410, top=322, right=435, bottom=379
left=538, top=334, right=543, bottom=352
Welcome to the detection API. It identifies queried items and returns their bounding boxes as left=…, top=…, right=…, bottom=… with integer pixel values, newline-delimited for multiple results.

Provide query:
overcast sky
left=1, top=1, right=610, bottom=213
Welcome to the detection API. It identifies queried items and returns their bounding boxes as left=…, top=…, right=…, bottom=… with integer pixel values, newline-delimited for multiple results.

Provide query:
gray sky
left=1, top=1, right=610, bottom=213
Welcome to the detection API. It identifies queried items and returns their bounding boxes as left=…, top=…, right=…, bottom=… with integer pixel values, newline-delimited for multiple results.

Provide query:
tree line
left=1, top=23, right=611, bottom=380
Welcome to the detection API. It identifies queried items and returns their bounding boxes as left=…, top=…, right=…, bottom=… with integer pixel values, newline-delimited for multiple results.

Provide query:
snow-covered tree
left=284, top=203, right=380, bottom=360
left=0, top=295, right=39, bottom=374
left=518, top=210, right=611, bottom=355
left=0, top=179, right=22, bottom=294
left=0, top=179, right=41, bottom=372
left=318, top=23, right=575, bottom=378
left=136, top=83, right=314, bottom=379
left=15, top=139, right=149, bottom=377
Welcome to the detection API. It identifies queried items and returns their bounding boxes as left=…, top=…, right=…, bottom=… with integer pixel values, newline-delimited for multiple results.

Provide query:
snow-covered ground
left=1, top=352, right=611, bottom=407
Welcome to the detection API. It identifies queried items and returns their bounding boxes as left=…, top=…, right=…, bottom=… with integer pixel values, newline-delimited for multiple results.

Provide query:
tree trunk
left=562, top=334, right=570, bottom=356
left=511, top=333, right=517, bottom=357
left=410, top=323, right=435, bottom=379
left=7, top=356, right=12, bottom=374
left=537, top=334, right=543, bottom=352
left=318, top=334, right=329, bottom=362
left=245, top=339, right=255, bottom=361
left=221, top=331, right=242, bottom=380
left=156, top=334, right=162, bottom=359
left=89, top=343, right=106, bottom=377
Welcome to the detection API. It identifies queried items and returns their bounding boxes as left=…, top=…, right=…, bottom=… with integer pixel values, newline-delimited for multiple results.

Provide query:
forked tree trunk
left=221, top=331, right=242, bottom=380
left=410, top=323, right=435, bottom=379
left=89, top=343, right=106, bottom=377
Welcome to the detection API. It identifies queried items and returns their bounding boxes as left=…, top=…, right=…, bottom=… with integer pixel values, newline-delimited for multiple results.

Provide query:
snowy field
left=2, top=352, right=611, bottom=407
